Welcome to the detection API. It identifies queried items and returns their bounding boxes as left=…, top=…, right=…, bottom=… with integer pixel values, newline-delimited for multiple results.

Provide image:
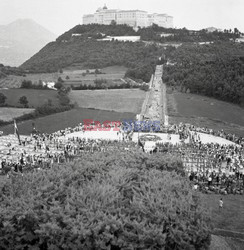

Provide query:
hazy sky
left=0, top=0, right=243, bottom=36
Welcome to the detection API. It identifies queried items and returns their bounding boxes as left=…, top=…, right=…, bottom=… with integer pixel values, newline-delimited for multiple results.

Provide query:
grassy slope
left=201, top=194, right=244, bottom=233
left=0, top=89, right=59, bottom=108
left=69, top=89, right=146, bottom=113
left=0, top=108, right=135, bottom=135
left=167, top=91, right=244, bottom=136
left=0, top=107, right=35, bottom=121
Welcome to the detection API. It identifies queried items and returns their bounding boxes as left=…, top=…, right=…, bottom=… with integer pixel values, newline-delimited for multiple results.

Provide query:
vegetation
left=167, top=92, right=244, bottom=137
left=0, top=89, right=59, bottom=108
left=20, top=24, right=165, bottom=82
left=69, top=89, right=145, bottom=113
left=0, top=93, right=7, bottom=106
left=0, top=63, right=25, bottom=79
left=21, top=80, right=49, bottom=90
left=0, top=107, right=135, bottom=135
left=18, top=96, right=29, bottom=108
left=21, top=39, right=161, bottom=82
left=163, top=42, right=244, bottom=105
left=57, top=23, right=136, bottom=41
left=0, top=150, right=211, bottom=249
left=138, top=24, right=242, bottom=43
left=71, top=82, right=145, bottom=90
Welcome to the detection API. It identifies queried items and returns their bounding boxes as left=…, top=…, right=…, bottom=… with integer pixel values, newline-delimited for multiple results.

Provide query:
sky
left=0, top=0, right=243, bottom=36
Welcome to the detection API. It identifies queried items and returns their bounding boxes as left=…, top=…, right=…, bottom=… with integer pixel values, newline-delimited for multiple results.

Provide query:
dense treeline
left=57, top=23, right=137, bottom=41
left=138, top=24, right=242, bottom=43
left=0, top=150, right=211, bottom=249
left=71, top=82, right=149, bottom=91
left=163, top=42, right=244, bottom=105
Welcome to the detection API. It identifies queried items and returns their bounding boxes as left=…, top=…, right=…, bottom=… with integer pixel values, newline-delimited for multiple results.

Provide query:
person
left=219, top=198, right=223, bottom=209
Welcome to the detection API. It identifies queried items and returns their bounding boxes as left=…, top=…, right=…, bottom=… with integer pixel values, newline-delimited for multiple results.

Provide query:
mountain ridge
left=0, top=19, right=56, bottom=66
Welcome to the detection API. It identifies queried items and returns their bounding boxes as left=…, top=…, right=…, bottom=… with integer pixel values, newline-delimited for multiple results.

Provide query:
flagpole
left=14, top=120, right=21, bottom=145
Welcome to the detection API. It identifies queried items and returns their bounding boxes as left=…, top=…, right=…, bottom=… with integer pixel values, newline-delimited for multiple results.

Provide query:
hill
left=20, top=24, right=165, bottom=82
left=163, top=42, right=244, bottom=105
left=0, top=19, right=56, bottom=66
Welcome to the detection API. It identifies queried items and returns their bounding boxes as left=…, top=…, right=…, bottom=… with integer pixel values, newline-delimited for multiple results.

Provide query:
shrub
left=0, top=150, right=211, bottom=249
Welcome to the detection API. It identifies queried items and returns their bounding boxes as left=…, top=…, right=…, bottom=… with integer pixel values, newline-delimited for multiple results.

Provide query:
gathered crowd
left=156, top=124, right=244, bottom=195
left=0, top=121, right=243, bottom=195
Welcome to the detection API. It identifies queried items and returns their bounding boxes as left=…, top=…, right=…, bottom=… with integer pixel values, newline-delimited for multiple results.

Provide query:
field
left=69, top=89, right=146, bottom=113
left=0, top=107, right=35, bottom=121
left=0, top=108, right=136, bottom=135
left=0, top=66, right=127, bottom=88
left=0, top=89, right=59, bottom=108
left=63, top=65, right=127, bottom=86
left=167, top=91, right=244, bottom=136
left=202, top=194, right=244, bottom=249
left=0, top=73, right=60, bottom=88
left=202, top=194, right=244, bottom=234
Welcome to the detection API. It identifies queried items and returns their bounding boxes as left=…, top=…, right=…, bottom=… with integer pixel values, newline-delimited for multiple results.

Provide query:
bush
left=0, top=93, right=7, bottom=106
left=140, top=84, right=149, bottom=91
left=0, top=150, right=211, bottom=249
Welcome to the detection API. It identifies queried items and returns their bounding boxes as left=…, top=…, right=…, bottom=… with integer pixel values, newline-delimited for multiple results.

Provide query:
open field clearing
left=0, top=89, right=59, bottom=107
left=0, top=66, right=127, bottom=88
left=202, top=194, right=244, bottom=234
left=167, top=92, right=244, bottom=136
left=0, top=108, right=135, bottom=135
left=70, top=89, right=146, bottom=113
left=0, top=107, right=35, bottom=121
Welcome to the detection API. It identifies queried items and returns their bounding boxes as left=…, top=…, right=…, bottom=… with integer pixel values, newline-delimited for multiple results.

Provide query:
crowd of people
left=0, top=121, right=243, bottom=195
left=0, top=123, right=137, bottom=177
left=156, top=126, right=244, bottom=194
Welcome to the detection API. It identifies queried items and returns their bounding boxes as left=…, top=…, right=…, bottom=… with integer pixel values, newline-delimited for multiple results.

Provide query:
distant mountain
left=0, top=19, right=56, bottom=66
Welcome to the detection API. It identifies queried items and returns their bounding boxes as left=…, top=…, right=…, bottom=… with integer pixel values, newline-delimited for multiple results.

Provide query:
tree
left=54, top=81, right=63, bottom=90
left=110, top=20, right=116, bottom=25
left=65, top=75, right=70, bottom=80
left=0, top=93, right=7, bottom=105
left=19, top=96, right=29, bottom=108
left=21, top=80, right=33, bottom=88
left=57, top=77, right=64, bottom=83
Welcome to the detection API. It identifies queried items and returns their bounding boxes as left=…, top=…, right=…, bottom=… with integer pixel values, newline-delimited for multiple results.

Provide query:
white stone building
left=83, top=5, right=173, bottom=29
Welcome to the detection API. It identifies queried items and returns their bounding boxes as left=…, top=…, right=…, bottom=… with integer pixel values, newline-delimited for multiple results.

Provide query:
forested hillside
left=20, top=24, right=243, bottom=84
left=163, top=42, right=244, bottom=105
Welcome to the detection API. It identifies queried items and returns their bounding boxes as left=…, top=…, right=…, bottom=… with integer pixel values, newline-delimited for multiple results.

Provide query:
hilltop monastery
left=83, top=5, right=173, bottom=29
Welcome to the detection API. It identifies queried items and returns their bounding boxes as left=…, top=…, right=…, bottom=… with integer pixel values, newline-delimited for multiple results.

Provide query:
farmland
left=0, top=66, right=127, bottom=88
left=0, top=108, right=136, bottom=135
left=0, top=89, right=59, bottom=108
left=0, top=107, right=35, bottom=122
left=69, top=89, right=145, bottom=113
left=167, top=91, right=244, bottom=136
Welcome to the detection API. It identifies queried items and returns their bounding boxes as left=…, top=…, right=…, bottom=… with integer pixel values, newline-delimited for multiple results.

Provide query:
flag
left=14, top=120, right=21, bottom=145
